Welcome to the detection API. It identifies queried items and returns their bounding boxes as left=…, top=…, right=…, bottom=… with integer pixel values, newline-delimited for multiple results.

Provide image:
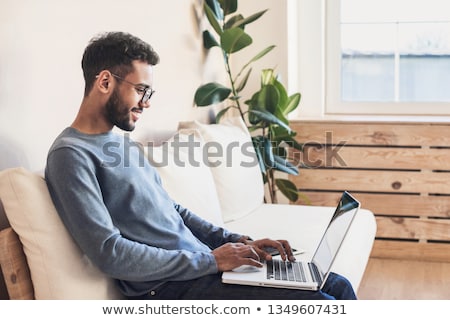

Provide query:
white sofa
left=0, top=117, right=376, bottom=299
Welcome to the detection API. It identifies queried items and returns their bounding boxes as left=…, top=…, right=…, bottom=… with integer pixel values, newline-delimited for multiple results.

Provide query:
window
left=289, top=0, right=450, bottom=117
left=333, top=0, right=450, bottom=115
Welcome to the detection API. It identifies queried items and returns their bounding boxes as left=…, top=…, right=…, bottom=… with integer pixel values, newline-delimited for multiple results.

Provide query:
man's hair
left=81, top=31, right=160, bottom=96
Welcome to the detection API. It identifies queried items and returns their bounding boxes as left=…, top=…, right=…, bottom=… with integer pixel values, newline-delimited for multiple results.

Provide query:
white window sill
left=291, top=114, right=450, bottom=124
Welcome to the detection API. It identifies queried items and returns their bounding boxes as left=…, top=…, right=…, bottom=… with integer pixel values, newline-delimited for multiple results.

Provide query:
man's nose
left=139, top=99, right=151, bottom=109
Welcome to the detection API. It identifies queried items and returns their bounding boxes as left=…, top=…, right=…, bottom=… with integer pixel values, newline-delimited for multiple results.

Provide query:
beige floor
left=357, top=258, right=450, bottom=300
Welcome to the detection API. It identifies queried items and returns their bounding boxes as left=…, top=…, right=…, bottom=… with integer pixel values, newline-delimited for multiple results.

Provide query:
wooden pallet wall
left=289, top=120, right=450, bottom=262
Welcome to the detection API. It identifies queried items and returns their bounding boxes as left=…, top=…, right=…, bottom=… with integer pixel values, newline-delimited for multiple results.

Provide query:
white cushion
left=178, top=117, right=264, bottom=223
left=0, top=167, right=124, bottom=299
left=146, top=129, right=224, bottom=226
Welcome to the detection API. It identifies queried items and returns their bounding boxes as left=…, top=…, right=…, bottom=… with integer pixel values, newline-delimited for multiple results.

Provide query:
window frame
left=288, top=0, right=450, bottom=119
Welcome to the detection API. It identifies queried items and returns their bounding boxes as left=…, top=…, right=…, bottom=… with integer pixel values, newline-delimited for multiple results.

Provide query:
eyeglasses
left=111, top=73, right=155, bottom=103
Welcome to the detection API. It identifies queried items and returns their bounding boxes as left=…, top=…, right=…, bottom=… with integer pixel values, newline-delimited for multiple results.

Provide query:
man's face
left=105, top=61, right=154, bottom=131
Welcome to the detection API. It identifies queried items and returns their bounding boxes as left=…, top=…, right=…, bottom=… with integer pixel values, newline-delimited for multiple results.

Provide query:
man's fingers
left=253, top=239, right=296, bottom=261
left=278, top=240, right=295, bottom=261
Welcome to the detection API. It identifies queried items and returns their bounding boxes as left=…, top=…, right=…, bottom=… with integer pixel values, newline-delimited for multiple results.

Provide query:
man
left=45, top=31, right=356, bottom=299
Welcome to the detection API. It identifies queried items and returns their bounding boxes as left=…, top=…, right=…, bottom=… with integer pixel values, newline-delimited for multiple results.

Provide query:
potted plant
left=194, top=0, right=303, bottom=203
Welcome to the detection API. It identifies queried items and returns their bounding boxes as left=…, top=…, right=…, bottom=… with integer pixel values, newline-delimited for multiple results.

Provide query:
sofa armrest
left=0, top=227, right=35, bottom=299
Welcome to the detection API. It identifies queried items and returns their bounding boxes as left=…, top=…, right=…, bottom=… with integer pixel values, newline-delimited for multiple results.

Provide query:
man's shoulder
left=50, top=127, right=80, bottom=146
left=46, top=128, right=116, bottom=175
left=49, top=127, right=118, bottom=153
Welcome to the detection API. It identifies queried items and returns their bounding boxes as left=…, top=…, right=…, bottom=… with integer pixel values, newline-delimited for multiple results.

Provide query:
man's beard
left=105, top=88, right=136, bottom=132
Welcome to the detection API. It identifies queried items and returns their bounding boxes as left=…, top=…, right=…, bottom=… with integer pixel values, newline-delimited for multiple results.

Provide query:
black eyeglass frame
left=111, top=73, right=155, bottom=103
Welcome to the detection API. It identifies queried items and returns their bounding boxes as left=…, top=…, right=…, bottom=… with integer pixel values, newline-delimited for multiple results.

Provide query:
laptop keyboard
left=266, top=260, right=322, bottom=283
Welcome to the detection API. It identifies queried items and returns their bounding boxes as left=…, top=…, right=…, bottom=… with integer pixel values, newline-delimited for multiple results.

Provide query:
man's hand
left=212, top=238, right=296, bottom=272
left=212, top=242, right=263, bottom=271
left=244, top=238, right=296, bottom=263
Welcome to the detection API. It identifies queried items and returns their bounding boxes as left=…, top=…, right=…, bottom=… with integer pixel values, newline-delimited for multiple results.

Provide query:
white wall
left=0, top=0, right=215, bottom=171
left=233, top=0, right=289, bottom=106
left=0, top=0, right=288, bottom=171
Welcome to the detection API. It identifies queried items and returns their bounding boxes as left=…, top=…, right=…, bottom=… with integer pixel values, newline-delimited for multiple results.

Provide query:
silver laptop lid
left=311, top=191, right=360, bottom=286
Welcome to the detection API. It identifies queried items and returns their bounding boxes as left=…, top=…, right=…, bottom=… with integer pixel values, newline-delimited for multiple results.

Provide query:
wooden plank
left=291, top=121, right=450, bottom=146
left=375, top=216, right=450, bottom=241
left=293, top=169, right=450, bottom=194
left=296, top=191, right=450, bottom=218
left=371, top=240, right=450, bottom=263
left=0, top=228, right=35, bottom=299
left=297, top=145, right=450, bottom=170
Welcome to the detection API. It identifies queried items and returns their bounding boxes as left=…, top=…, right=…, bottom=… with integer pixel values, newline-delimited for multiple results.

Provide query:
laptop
left=221, top=191, right=360, bottom=291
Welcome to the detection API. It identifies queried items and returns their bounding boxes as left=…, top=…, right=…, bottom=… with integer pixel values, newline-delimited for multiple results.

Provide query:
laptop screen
left=311, top=191, right=360, bottom=278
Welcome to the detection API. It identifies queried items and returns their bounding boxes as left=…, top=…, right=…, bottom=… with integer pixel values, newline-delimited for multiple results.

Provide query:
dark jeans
left=128, top=272, right=357, bottom=300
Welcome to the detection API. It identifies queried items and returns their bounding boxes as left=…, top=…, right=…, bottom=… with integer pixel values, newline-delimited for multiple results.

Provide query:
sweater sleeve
left=45, top=147, right=218, bottom=282
left=174, top=203, right=244, bottom=249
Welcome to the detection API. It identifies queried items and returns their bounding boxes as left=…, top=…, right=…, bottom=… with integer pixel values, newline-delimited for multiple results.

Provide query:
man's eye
left=136, top=87, right=146, bottom=94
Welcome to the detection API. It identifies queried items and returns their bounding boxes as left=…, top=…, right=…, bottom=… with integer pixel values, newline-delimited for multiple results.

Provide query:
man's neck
left=71, top=99, right=113, bottom=134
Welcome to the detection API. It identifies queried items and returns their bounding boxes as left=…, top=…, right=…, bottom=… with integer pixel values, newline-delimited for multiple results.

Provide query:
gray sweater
left=45, top=127, right=243, bottom=296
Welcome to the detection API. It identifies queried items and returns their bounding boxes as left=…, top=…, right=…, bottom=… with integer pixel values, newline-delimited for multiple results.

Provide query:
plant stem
left=267, top=128, right=277, bottom=203
left=223, top=51, right=246, bottom=122
left=267, top=168, right=277, bottom=203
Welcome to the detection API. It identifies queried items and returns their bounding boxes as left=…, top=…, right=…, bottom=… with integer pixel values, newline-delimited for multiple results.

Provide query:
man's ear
left=96, top=70, right=112, bottom=93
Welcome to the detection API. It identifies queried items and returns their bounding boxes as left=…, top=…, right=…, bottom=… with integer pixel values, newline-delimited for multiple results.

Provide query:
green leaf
left=246, top=105, right=263, bottom=126
left=274, top=108, right=289, bottom=125
left=262, top=136, right=275, bottom=168
left=244, top=91, right=257, bottom=106
left=224, top=14, right=244, bottom=30
left=215, top=106, right=232, bottom=123
left=270, top=142, right=287, bottom=159
left=273, top=78, right=288, bottom=111
left=257, top=84, right=279, bottom=114
left=275, top=178, right=299, bottom=202
left=261, top=69, right=275, bottom=86
left=236, top=67, right=252, bottom=93
left=221, top=27, right=252, bottom=54
left=205, top=0, right=224, bottom=20
left=283, top=93, right=301, bottom=116
left=252, top=137, right=267, bottom=174
left=237, top=46, right=275, bottom=80
left=218, top=0, right=238, bottom=16
left=273, top=155, right=299, bottom=175
left=194, top=82, right=231, bottom=106
left=204, top=2, right=223, bottom=35
left=297, top=192, right=311, bottom=205
left=248, top=46, right=275, bottom=67
left=248, top=109, right=292, bottom=133
left=252, top=136, right=277, bottom=170
left=271, top=128, right=303, bottom=151
left=202, top=30, right=219, bottom=49
left=230, top=9, right=268, bottom=29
